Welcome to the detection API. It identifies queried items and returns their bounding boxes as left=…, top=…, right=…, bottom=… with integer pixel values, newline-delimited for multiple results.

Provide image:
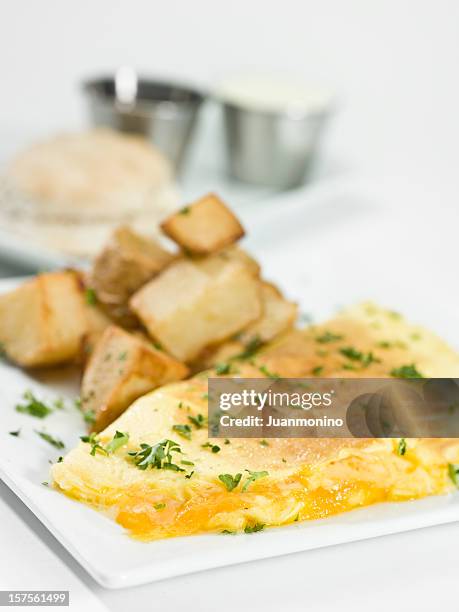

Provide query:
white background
left=0, top=1, right=459, bottom=610
left=1, top=0, right=459, bottom=186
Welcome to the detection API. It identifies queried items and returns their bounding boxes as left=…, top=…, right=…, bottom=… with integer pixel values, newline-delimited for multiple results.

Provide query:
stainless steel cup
left=83, top=76, right=205, bottom=172
left=221, top=102, right=332, bottom=189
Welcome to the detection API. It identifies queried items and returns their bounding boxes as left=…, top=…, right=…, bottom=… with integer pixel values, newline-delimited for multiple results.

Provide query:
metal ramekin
left=219, top=97, right=333, bottom=189
left=83, top=75, right=205, bottom=172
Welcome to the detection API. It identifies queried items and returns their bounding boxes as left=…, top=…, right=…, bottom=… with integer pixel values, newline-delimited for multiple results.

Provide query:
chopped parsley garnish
left=202, top=442, right=221, bottom=453
left=154, top=503, right=166, bottom=510
left=85, top=287, right=97, bottom=305
left=9, top=429, right=20, bottom=437
left=235, top=337, right=264, bottom=360
left=315, top=331, right=343, bottom=344
left=218, top=473, right=242, bottom=491
left=448, top=463, right=459, bottom=487
left=172, top=424, right=192, bottom=440
left=224, top=439, right=231, bottom=445
left=259, top=364, right=279, bottom=379
left=83, top=409, right=96, bottom=425
left=118, top=351, right=128, bottom=361
left=80, top=430, right=128, bottom=456
left=53, top=398, right=65, bottom=410
left=340, top=346, right=365, bottom=361
left=128, top=439, right=184, bottom=472
left=188, top=414, right=206, bottom=429
left=16, top=390, right=53, bottom=419
left=390, top=364, right=424, bottom=378
left=185, top=471, right=194, bottom=479
left=181, top=460, right=195, bottom=466
left=259, top=439, right=269, bottom=447
left=221, top=529, right=237, bottom=535
left=80, top=432, right=106, bottom=456
left=340, top=347, right=380, bottom=367
left=179, top=206, right=191, bottom=215
left=397, top=438, right=407, bottom=456
left=311, top=366, right=324, bottom=376
left=105, top=431, right=129, bottom=454
left=35, top=430, right=65, bottom=450
left=215, top=362, right=231, bottom=375
left=75, top=395, right=97, bottom=425
left=242, top=469, right=269, bottom=492
left=448, top=463, right=459, bottom=489
left=244, top=523, right=265, bottom=534
left=360, top=352, right=380, bottom=367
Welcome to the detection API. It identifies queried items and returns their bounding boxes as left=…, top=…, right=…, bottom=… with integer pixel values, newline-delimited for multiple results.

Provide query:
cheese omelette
left=52, top=303, right=459, bottom=540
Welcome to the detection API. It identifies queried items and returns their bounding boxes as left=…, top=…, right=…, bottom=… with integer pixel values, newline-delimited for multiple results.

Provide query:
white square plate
left=1, top=181, right=459, bottom=589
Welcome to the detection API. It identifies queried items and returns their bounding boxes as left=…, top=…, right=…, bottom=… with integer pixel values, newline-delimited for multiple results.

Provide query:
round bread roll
left=0, top=129, right=179, bottom=258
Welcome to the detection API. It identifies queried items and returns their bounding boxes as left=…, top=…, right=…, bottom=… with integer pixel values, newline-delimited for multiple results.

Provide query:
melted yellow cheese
left=52, top=303, right=459, bottom=539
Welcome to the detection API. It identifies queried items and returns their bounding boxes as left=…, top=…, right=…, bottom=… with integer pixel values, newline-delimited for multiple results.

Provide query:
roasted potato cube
left=90, top=225, right=174, bottom=305
left=79, top=299, right=113, bottom=362
left=130, top=254, right=262, bottom=361
left=192, top=282, right=297, bottom=369
left=81, top=325, right=189, bottom=432
left=238, top=281, right=298, bottom=344
left=0, top=271, right=90, bottom=367
left=217, top=245, right=260, bottom=277
left=161, top=193, right=244, bottom=255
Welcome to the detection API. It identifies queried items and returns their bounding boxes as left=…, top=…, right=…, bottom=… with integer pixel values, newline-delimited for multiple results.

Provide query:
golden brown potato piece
left=90, top=225, right=174, bottom=306
left=79, top=299, right=114, bottom=362
left=81, top=325, right=189, bottom=432
left=130, top=253, right=262, bottom=362
left=161, top=193, right=244, bottom=255
left=193, top=282, right=297, bottom=369
left=217, top=245, right=260, bottom=277
left=238, top=281, right=298, bottom=344
left=0, top=271, right=93, bottom=367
